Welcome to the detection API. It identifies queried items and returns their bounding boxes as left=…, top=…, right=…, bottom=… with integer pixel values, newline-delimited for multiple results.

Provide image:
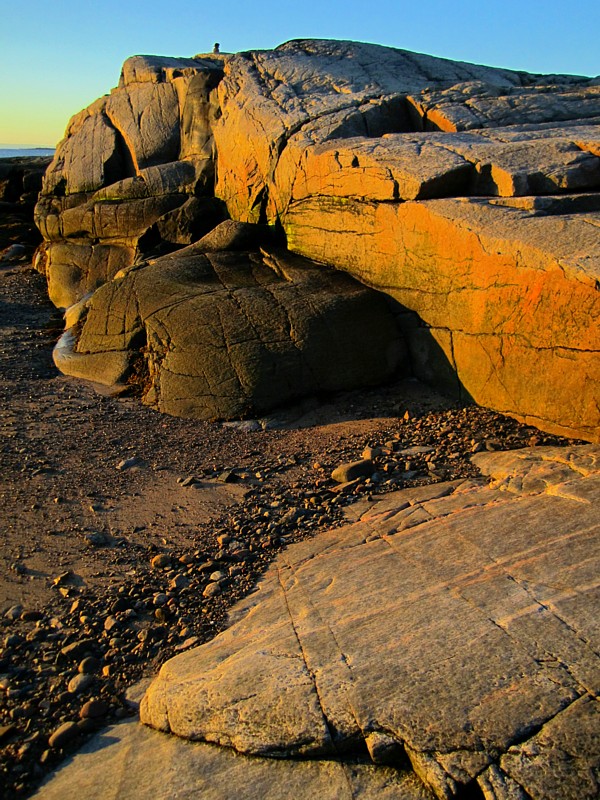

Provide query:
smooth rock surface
left=33, top=718, right=433, bottom=800
left=141, top=445, right=600, bottom=799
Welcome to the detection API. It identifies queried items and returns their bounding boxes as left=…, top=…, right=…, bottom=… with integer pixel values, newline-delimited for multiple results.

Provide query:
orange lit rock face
left=285, top=197, right=600, bottom=440
left=35, top=40, right=600, bottom=437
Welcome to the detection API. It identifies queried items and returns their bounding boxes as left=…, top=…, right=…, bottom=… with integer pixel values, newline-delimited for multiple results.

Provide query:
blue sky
left=2, top=0, right=599, bottom=147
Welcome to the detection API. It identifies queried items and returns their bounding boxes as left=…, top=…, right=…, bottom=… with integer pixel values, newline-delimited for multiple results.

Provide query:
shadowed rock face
left=139, top=445, right=600, bottom=800
left=54, top=229, right=405, bottom=420
left=35, top=40, right=600, bottom=437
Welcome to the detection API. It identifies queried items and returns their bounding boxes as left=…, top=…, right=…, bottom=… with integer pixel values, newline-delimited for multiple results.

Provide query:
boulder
left=34, top=40, right=600, bottom=437
left=54, top=239, right=405, bottom=419
left=140, top=445, right=600, bottom=799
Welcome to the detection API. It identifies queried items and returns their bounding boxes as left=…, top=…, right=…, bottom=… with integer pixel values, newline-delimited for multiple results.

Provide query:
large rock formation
left=53, top=224, right=404, bottom=419
left=34, top=41, right=600, bottom=438
left=35, top=445, right=600, bottom=799
left=140, top=444, right=600, bottom=800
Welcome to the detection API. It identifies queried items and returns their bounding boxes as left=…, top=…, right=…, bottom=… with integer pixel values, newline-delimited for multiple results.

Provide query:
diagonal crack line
left=275, top=562, right=372, bottom=758
left=275, top=563, right=336, bottom=753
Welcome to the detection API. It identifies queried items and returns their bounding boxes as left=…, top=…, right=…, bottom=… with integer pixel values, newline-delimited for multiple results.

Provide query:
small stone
left=217, top=470, right=238, bottom=483
left=0, top=724, right=17, bottom=742
left=48, top=721, right=79, bottom=749
left=361, top=446, right=382, bottom=460
left=79, top=698, right=109, bottom=719
left=68, top=673, right=94, bottom=694
left=104, top=615, right=119, bottom=632
left=203, top=582, right=222, bottom=598
left=169, top=574, right=189, bottom=591
left=399, top=446, right=434, bottom=456
left=180, top=475, right=198, bottom=487
left=21, top=609, right=43, bottom=622
left=217, top=534, right=231, bottom=546
left=209, top=570, right=226, bottom=582
left=60, top=639, right=97, bottom=660
left=331, top=459, right=374, bottom=483
left=485, top=439, right=502, bottom=451
left=4, top=604, right=23, bottom=621
left=78, top=657, right=100, bottom=674
left=151, top=553, right=171, bottom=569
left=84, top=531, right=111, bottom=547
left=153, top=593, right=168, bottom=607
left=52, top=571, right=74, bottom=587
left=116, top=456, right=142, bottom=471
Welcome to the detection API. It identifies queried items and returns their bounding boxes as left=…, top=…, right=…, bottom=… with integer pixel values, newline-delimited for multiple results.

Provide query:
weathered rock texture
left=35, top=41, right=600, bottom=438
left=140, top=445, right=600, bottom=800
left=53, top=230, right=404, bottom=419
left=34, top=55, right=227, bottom=308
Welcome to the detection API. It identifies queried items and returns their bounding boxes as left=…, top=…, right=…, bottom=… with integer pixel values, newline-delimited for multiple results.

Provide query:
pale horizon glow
left=2, top=0, right=599, bottom=147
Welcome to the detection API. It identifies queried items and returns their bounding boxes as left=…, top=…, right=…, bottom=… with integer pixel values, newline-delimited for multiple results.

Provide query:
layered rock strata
left=34, top=55, right=227, bottom=308
left=35, top=41, right=600, bottom=438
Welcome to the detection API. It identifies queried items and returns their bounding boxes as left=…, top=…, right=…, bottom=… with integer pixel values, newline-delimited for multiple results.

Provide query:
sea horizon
left=0, top=146, right=55, bottom=159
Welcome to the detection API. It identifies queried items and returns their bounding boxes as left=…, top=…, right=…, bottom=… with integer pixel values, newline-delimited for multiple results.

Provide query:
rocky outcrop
left=139, top=444, right=600, bottom=800
left=53, top=223, right=404, bottom=419
left=34, top=41, right=600, bottom=438
left=0, top=156, right=52, bottom=253
left=35, top=445, right=600, bottom=799
left=34, top=55, right=227, bottom=308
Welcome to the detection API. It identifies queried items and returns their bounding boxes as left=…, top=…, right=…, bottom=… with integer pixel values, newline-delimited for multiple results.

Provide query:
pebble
left=331, top=459, right=374, bottom=483
left=78, top=657, right=100, bottom=674
left=116, top=456, right=142, bottom=471
left=0, top=724, right=16, bottom=743
left=5, top=604, right=23, bottom=621
left=60, top=639, right=97, bottom=660
left=79, top=698, right=109, bottom=719
left=217, top=470, right=238, bottom=483
left=150, top=553, right=171, bottom=569
left=153, top=593, right=168, bottom=607
left=169, top=574, right=189, bottom=590
left=104, top=616, right=119, bottom=632
left=203, top=582, right=222, bottom=598
left=48, top=721, right=79, bottom=749
left=361, top=446, right=382, bottom=459
left=67, top=673, right=94, bottom=694
left=84, top=531, right=111, bottom=547
left=209, top=570, right=226, bottom=582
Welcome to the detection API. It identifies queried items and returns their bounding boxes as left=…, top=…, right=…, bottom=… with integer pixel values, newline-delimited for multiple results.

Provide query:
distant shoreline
left=0, top=147, right=55, bottom=159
